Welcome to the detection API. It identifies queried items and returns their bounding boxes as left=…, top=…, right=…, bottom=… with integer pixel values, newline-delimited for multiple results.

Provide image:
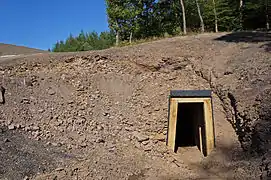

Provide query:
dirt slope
left=0, top=43, right=44, bottom=56
left=0, top=32, right=270, bottom=180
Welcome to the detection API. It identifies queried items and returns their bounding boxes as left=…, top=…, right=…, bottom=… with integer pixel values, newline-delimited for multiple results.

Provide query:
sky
left=0, top=0, right=109, bottom=50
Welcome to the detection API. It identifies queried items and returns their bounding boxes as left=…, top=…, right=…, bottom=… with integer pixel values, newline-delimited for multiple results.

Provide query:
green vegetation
left=52, top=0, right=270, bottom=52
left=52, top=31, right=115, bottom=52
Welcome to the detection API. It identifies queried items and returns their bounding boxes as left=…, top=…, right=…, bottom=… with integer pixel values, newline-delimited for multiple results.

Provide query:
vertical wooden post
left=167, top=98, right=178, bottom=151
left=204, top=99, right=215, bottom=156
left=199, top=127, right=203, bottom=153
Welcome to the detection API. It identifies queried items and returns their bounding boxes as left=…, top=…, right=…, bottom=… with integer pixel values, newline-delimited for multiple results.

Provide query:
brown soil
left=0, top=43, right=44, bottom=56
left=0, top=32, right=270, bottom=180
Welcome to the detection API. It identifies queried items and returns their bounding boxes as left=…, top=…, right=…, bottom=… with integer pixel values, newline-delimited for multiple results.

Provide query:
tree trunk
left=212, top=0, right=218, bottom=32
left=129, top=32, right=133, bottom=44
left=266, top=0, right=270, bottom=30
left=195, top=0, right=205, bottom=33
left=239, top=0, right=243, bottom=29
left=116, top=31, right=120, bottom=46
left=267, top=15, right=270, bottom=30
left=180, top=0, right=187, bottom=35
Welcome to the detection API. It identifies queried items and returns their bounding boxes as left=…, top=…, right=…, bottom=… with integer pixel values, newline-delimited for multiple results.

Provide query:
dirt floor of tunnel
left=174, top=102, right=204, bottom=149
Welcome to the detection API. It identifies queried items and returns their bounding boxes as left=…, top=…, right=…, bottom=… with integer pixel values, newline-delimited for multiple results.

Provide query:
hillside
left=0, top=32, right=270, bottom=179
left=0, top=43, right=45, bottom=56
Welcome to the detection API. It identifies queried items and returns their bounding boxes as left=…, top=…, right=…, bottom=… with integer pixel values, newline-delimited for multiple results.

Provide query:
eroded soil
left=0, top=32, right=270, bottom=179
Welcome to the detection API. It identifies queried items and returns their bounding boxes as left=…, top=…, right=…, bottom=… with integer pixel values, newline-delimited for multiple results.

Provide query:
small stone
left=48, top=89, right=56, bottom=95
left=167, top=156, right=175, bottom=162
left=55, top=167, right=64, bottom=171
left=52, top=142, right=59, bottom=147
left=103, top=112, right=109, bottom=116
left=68, top=100, right=74, bottom=104
left=76, top=86, right=84, bottom=91
left=32, top=126, right=40, bottom=131
left=97, top=176, right=103, bottom=180
left=4, top=138, right=10, bottom=143
left=8, top=124, right=15, bottom=130
left=15, top=124, right=21, bottom=129
left=24, top=126, right=30, bottom=131
left=142, top=141, right=149, bottom=145
left=134, top=141, right=141, bottom=149
left=96, top=138, right=105, bottom=143
left=23, top=176, right=29, bottom=180
left=133, top=132, right=149, bottom=142
left=125, top=127, right=133, bottom=131
left=32, top=131, right=39, bottom=137
left=169, top=76, right=177, bottom=80
left=153, top=133, right=165, bottom=142
left=236, top=167, right=245, bottom=174
left=115, top=126, right=122, bottom=131
left=97, top=125, right=103, bottom=131
left=80, top=142, right=87, bottom=148
left=143, top=103, right=151, bottom=108
left=108, top=147, right=115, bottom=152
left=21, top=98, right=30, bottom=104
left=143, top=144, right=152, bottom=151
left=38, top=109, right=45, bottom=113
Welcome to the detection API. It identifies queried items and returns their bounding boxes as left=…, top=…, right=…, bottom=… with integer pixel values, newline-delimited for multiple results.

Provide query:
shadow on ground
left=188, top=143, right=261, bottom=179
left=0, top=126, right=76, bottom=179
left=215, top=31, right=271, bottom=52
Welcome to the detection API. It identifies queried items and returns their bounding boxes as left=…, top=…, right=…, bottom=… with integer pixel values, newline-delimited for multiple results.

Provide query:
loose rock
left=133, top=132, right=149, bottom=142
left=8, top=124, right=15, bottom=130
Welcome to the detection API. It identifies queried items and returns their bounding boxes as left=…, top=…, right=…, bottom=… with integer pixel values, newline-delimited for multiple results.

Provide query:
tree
left=180, top=0, right=187, bottom=34
left=240, top=0, right=243, bottom=29
left=212, top=0, right=218, bottom=32
left=266, top=0, right=270, bottom=30
left=53, top=0, right=270, bottom=51
left=105, top=0, right=123, bottom=45
left=51, top=30, right=115, bottom=52
left=195, top=0, right=205, bottom=32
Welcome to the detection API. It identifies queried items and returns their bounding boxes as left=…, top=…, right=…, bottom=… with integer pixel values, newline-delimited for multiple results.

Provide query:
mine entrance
left=167, top=90, right=215, bottom=157
left=174, top=102, right=206, bottom=155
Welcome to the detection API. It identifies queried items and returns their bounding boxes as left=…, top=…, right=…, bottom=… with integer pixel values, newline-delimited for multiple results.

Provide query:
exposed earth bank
left=0, top=32, right=270, bottom=179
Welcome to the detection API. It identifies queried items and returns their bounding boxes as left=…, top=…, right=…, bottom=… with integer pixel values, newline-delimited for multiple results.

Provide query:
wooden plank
left=167, top=98, right=178, bottom=151
left=199, top=127, right=203, bottom=153
left=204, top=99, right=215, bottom=156
left=173, top=97, right=210, bottom=103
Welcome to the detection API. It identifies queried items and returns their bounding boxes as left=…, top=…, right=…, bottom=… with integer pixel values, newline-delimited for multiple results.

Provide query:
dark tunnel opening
left=174, top=102, right=206, bottom=154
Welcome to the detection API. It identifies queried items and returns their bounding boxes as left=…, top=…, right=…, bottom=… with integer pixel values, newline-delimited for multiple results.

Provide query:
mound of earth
left=0, top=32, right=270, bottom=179
left=0, top=43, right=44, bottom=56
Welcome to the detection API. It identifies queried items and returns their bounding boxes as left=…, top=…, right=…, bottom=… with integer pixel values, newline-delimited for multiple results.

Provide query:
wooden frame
left=166, top=92, right=215, bottom=157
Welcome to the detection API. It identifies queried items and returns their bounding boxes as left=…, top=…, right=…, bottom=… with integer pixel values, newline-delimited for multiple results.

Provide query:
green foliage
left=215, top=0, right=240, bottom=31
left=105, top=0, right=269, bottom=40
left=52, top=0, right=270, bottom=52
left=243, top=0, right=267, bottom=29
left=52, top=30, right=115, bottom=52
